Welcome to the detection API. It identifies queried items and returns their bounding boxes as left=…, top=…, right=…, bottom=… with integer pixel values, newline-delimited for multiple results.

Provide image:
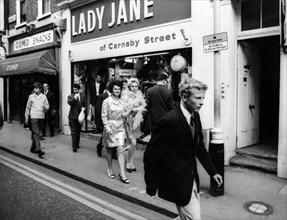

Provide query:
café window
left=241, top=0, right=279, bottom=31
left=20, top=0, right=26, bottom=23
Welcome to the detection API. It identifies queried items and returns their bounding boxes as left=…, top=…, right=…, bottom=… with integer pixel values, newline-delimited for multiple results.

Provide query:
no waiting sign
left=203, top=32, right=228, bottom=53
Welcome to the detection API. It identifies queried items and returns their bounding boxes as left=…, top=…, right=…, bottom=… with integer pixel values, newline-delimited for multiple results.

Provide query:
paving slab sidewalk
left=0, top=123, right=286, bottom=220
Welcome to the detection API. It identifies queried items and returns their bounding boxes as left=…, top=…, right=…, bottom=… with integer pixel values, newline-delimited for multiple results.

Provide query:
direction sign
left=203, top=32, right=228, bottom=53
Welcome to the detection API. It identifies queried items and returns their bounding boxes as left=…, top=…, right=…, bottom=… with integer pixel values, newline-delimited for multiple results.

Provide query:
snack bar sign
left=203, top=32, right=228, bottom=53
left=13, top=30, right=54, bottom=51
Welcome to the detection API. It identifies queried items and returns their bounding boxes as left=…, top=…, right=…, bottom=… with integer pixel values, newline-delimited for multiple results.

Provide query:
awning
left=0, top=49, right=57, bottom=76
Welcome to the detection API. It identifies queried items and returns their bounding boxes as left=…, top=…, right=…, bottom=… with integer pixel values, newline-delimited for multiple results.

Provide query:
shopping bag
left=87, top=106, right=94, bottom=121
left=78, top=109, right=85, bottom=124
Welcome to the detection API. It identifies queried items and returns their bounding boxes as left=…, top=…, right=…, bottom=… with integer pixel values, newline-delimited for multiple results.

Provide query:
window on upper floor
left=20, top=0, right=26, bottom=23
left=241, top=0, right=279, bottom=31
left=16, top=0, right=27, bottom=28
left=38, top=0, right=51, bottom=19
left=42, top=0, right=50, bottom=14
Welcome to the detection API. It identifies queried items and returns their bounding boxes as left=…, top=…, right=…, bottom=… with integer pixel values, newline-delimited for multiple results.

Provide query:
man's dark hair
left=156, top=69, right=169, bottom=81
left=33, top=82, right=43, bottom=90
left=108, top=78, right=123, bottom=94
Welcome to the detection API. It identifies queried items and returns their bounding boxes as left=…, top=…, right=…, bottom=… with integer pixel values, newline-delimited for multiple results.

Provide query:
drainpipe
left=209, top=0, right=224, bottom=196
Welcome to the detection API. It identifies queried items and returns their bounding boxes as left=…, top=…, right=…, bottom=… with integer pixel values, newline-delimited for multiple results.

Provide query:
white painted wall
left=0, top=0, right=4, bottom=31
left=60, top=8, right=72, bottom=135
left=192, top=0, right=237, bottom=164
left=278, top=51, right=287, bottom=178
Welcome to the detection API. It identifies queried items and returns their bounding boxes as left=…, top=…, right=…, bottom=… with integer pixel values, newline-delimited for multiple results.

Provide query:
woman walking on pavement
left=122, top=77, right=146, bottom=173
left=102, top=78, right=129, bottom=184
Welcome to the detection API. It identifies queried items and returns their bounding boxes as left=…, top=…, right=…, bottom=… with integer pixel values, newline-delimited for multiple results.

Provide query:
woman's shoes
left=123, top=144, right=131, bottom=152
left=126, top=162, right=137, bottom=173
left=126, top=167, right=132, bottom=173
left=107, top=169, right=115, bottom=179
left=126, top=167, right=136, bottom=173
left=119, top=174, right=130, bottom=184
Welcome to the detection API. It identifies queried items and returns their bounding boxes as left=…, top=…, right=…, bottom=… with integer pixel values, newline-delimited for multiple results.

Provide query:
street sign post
left=203, top=32, right=228, bottom=53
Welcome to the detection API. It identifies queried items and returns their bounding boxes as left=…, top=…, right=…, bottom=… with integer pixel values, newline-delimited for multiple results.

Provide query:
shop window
left=71, top=49, right=192, bottom=133
left=241, top=0, right=279, bottom=31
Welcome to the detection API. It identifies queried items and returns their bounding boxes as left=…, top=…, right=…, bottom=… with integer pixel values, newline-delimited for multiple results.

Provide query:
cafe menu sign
left=13, top=30, right=54, bottom=51
left=71, top=0, right=191, bottom=43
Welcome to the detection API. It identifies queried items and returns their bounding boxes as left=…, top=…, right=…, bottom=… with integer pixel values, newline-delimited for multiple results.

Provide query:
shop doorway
left=8, top=73, right=59, bottom=125
left=237, top=36, right=280, bottom=152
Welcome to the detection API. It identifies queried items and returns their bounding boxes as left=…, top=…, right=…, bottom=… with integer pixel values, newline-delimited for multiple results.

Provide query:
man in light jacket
left=25, top=82, right=49, bottom=158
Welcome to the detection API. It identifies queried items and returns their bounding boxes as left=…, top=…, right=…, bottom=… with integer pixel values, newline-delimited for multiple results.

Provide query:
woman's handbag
left=78, top=109, right=85, bottom=124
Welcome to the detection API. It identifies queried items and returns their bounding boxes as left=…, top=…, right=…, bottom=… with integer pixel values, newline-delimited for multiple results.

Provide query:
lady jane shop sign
left=71, top=0, right=191, bottom=43
left=70, top=19, right=192, bottom=61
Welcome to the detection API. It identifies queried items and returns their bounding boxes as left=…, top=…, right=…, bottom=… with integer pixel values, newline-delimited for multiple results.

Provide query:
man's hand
left=213, top=174, right=223, bottom=187
left=74, top=93, right=80, bottom=100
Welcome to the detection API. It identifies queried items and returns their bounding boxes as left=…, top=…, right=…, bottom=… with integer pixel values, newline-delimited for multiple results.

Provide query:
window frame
left=37, top=0, right=51, bottom=20
left=238, top=0, right=280, bottom=40
left=15, top=0, right=27, bottom=29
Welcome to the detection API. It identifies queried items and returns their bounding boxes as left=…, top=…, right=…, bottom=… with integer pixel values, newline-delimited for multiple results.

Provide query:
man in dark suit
left=94, top=75, right=106, bottom=132
left=67, top=83, right=86, bottom=152
left=144, top=78, right=223, bottom=220
left=145, top=69, right=174, bottom=135
left=42, top=83, right=57, bottom=137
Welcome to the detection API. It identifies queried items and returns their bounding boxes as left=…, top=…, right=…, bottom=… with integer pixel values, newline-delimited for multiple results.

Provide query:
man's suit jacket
left=145, top=84, right=173, bottom=131
left=144, top=108, right=218, bottom=206
left=45, top=90, right=57, bottom=113
left=67, top=93, right=86, bottom=120
left=97, top=82, right=106, bottom=96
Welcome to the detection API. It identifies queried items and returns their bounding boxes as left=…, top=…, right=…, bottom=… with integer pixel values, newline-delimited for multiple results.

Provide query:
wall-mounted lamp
left=180, top=29, right=191, bottom=46
left=26, top=24, right=36, bottom=32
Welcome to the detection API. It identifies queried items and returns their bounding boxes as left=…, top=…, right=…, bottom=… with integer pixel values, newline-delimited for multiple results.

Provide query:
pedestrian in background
left=101, top=79, right=129, bottom=184
left=94, top=74, right=106, bottom=133
left=25, top=82, right=49, bottom=158
left=144, top=69, right=173, bottom=140
left=121, top=78, right=128, bottom=96
left=0, top=102, right=3, bottom=130
left=42, top=83, right=57, bottom=137
left=122, top=77, right=146, bottom=173
left=144, top=78, right=223, bottom=220
left=67, top=83, right=86, bottom=153
left=0, top=102, right=4, bottom=146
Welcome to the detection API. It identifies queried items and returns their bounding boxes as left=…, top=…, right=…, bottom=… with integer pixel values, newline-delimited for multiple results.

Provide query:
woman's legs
left=127, top=138, right=136, bottom=169
left=106, top=148, right=113, bottom=174
left=117, top=146, right=128, bottom=180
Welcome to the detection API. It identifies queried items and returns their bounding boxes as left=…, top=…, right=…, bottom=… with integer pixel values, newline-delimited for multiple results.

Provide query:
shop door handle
left=249, top=104, right=255, bottom=110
